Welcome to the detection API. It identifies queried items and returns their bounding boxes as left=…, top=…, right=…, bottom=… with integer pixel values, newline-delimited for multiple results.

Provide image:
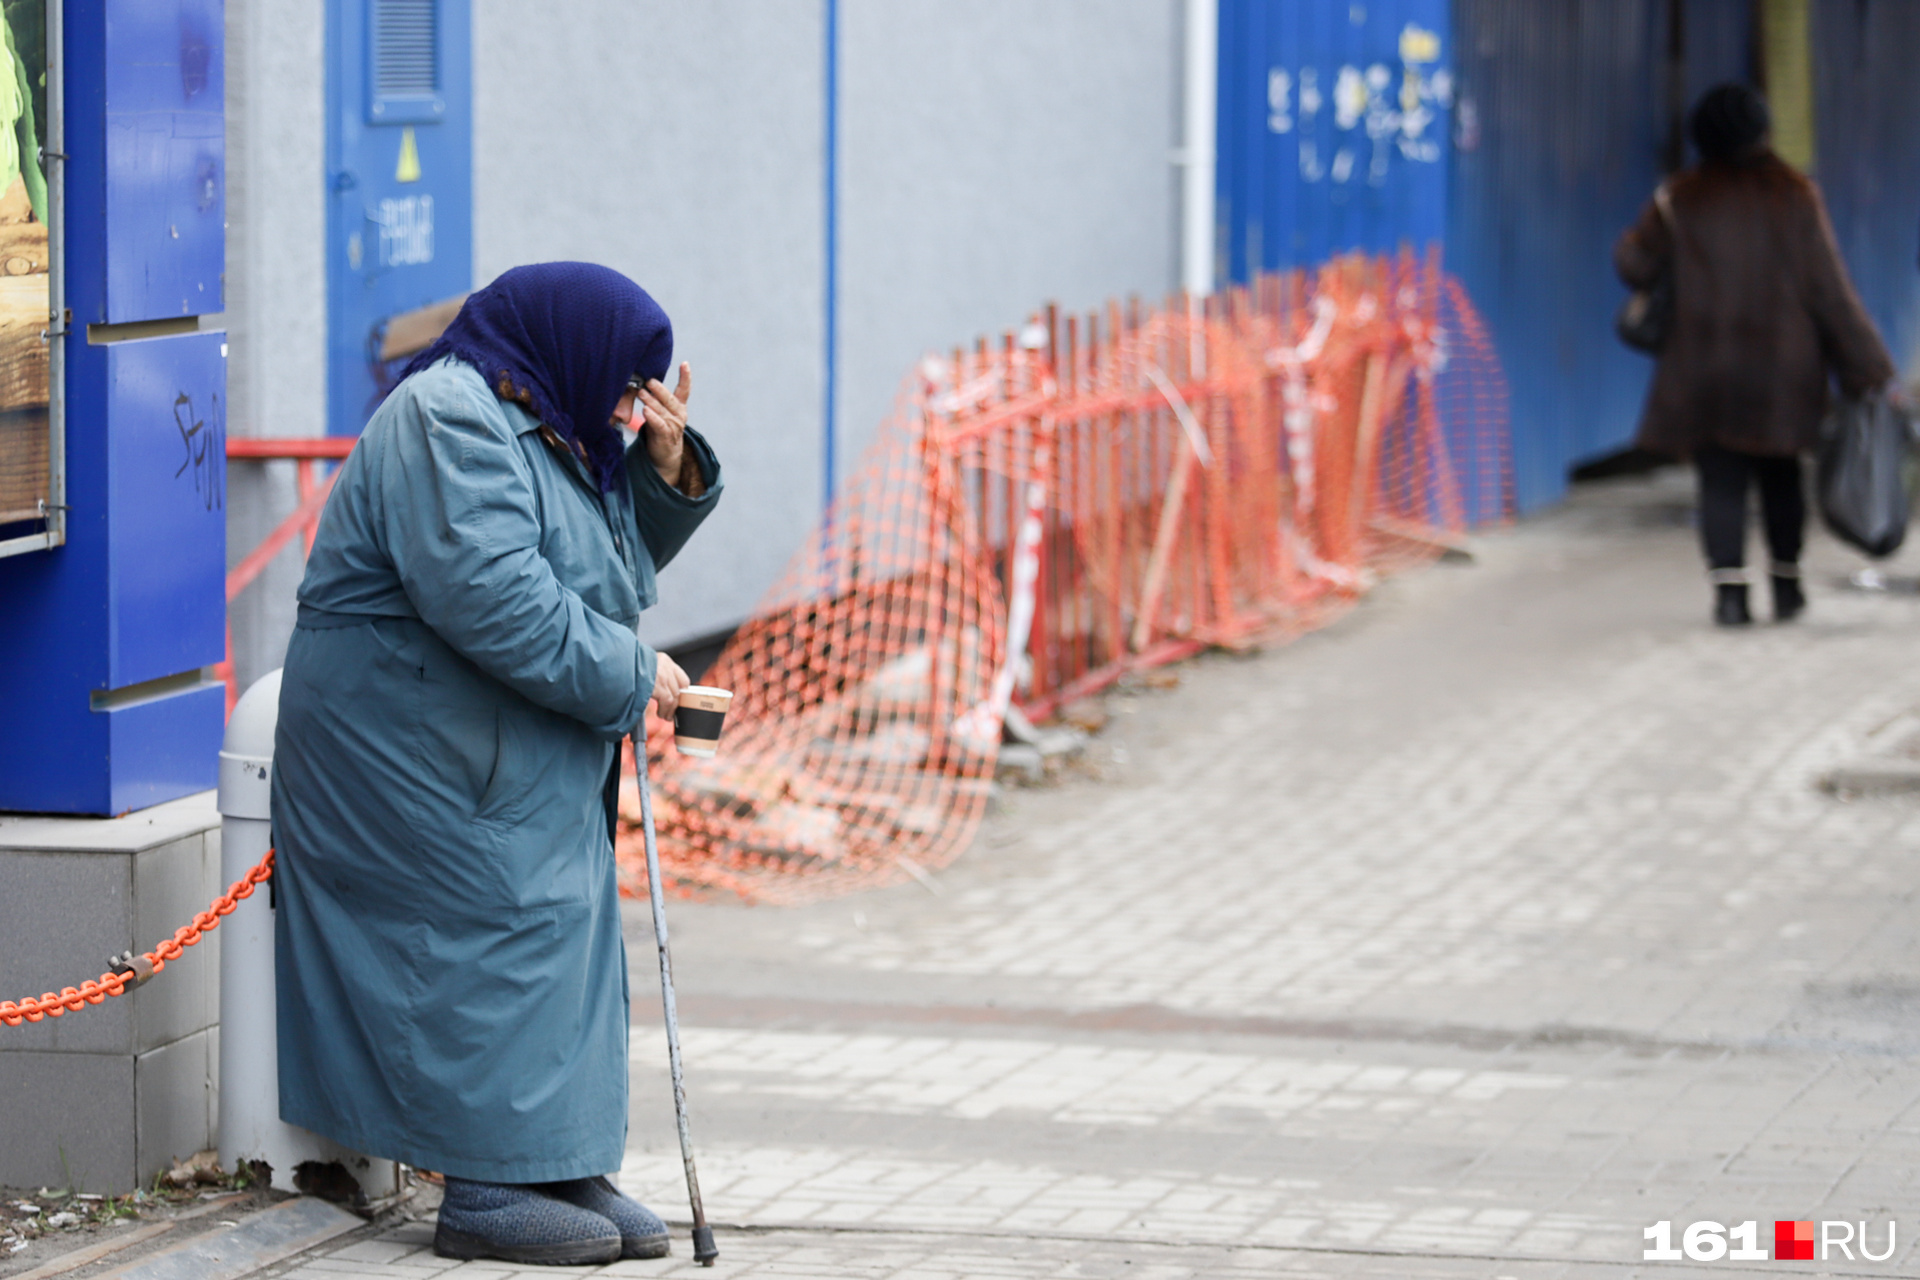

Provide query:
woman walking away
left=1615, top=83, right=1895, bottom=625
left=271, top=263, right=723, bottom=1265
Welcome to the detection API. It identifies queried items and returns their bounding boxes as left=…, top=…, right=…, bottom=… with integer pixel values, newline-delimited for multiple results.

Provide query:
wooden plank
left=0, top=216, right=50, bottom=277
left=91, top=1197, right=361, bottom=1280
left=0, top=269, right=49, bottom=413
left=377, top=293, right=468, bottom=362
left=0, top=191, right=51, bottom=506
left=6, top=1222, right=175, bottom=1280
left=1130, top=429, right=1198, bottom=653
left=0, top=404, right=47, bottom=522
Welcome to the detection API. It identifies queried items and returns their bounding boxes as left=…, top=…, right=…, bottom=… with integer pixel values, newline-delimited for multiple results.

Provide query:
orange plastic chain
left=0, top=849, right=276, bottom=1028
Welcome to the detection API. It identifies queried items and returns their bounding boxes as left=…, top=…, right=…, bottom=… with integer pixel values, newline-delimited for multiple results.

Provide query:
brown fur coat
left=1614, top=152, right=1894, bottom=458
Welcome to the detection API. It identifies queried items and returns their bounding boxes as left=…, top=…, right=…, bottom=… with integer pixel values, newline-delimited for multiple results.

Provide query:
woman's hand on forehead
left=638, top=362, right=693, bottom=485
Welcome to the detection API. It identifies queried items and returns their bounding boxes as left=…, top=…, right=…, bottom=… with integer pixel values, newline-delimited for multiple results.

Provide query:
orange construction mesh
left=619, top=251, right=1510, bottom=904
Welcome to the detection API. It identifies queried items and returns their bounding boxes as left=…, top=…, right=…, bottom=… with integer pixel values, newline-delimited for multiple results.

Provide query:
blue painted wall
left=0, top=0, right=228, bottom=814
left=1216, top=1, right=1520, bottom=524
left=1813, top=2, right=1920, bottom=382
left=1445, top=0, right=1675, bottom=511
left=99, top=0, right=224, bottom=321
left=1217, top=0, right=1452, bottom=277
left=1446, top=0, right=1919, bottom=512
left=1222, top=1, right=1917, bottom=515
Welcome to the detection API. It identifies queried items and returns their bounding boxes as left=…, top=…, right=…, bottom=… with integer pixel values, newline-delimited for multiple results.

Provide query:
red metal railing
left=218, top=438, right=356, bottom=715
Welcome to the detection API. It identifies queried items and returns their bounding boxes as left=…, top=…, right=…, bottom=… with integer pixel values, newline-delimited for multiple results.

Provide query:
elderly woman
left=270, top=263, right=722, bottom=1265
left=1615, top=83, right=1894, bottom=626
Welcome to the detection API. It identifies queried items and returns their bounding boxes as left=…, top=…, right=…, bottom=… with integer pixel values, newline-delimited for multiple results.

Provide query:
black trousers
left=1695, top=444, right=1804, bottom=573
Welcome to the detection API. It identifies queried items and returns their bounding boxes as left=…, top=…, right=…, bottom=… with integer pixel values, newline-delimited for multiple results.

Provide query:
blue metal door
left=325, top=0, right=470, bottom=437
left=1217, top=0, right=1453, bottom=278
left=1446, top=0, right=1752, bottom=511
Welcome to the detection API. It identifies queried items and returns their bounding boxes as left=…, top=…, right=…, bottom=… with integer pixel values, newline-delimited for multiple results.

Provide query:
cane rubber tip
left=693, top=1224, right=718, bottom=1264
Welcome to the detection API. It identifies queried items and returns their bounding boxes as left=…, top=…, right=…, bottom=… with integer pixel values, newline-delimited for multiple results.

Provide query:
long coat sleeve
left=380, top=369, right=656, bottom=738
left=270, top=360, right=721, bottom=1181
left=1614, top=152, right=1894, bottom=458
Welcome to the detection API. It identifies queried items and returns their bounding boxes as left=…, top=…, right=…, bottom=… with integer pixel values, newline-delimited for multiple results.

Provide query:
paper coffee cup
left=674, top=686, right=733, bottom=758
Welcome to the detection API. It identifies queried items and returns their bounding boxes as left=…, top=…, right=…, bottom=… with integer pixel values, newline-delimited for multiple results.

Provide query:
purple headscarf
left=401, top=262, right=673, bottom=492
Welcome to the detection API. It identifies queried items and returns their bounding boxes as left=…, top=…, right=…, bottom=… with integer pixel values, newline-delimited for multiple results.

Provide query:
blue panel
left=1444, top=0, right=1759, bottom=511
left=66, top=0, right=107, bottom=326
left=0, top=2, right=227, bottom=814
left=0, top=702, right=110, bottom=813
left=102, top=0, right=224, bottom=322
left=0, top=0, right=110, bottom=813
left=1446, top=0, right=1696, bottom=511
left=0, top=679, right=224, bottom=816
left=106, top=331, right=226, bottom=688
left=1217, top=0, right=1452, bottom=276
left=326, top=0, right=471, bottom=437
left=1682, top=0, right=1753, bottom=129
left=0, top=330, right=227, bottom=814
left=0, top=333, right=111, bottom=808
left=105, top=682, right=223, bottom=814
left=1813, top=1, right=1920, bottom=384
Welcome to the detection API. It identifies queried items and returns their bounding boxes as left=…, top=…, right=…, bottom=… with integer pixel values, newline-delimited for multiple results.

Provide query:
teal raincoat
left=272, top=358, right=721, bottom=1181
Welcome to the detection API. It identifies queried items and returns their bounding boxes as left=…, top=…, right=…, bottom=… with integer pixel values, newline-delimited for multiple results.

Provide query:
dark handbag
left=1616, top=185, right=1675, bottom=354
left=1817, top=393, right=1913, bottom=559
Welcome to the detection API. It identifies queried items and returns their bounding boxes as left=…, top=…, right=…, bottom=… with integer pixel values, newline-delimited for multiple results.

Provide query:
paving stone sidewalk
left=260, top=471, right=1920, bottom=1279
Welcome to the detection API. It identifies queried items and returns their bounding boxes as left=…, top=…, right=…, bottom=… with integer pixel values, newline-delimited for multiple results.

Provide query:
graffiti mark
left=173, top=390, right=224, bottom=511
left=1268, top=68, right=1292, bottom=133
left=1269, top=26, right=1451, bottom=186
left=377, top=195, right=435, bottom=267
left=1334, top=65, right=1367, bottom=131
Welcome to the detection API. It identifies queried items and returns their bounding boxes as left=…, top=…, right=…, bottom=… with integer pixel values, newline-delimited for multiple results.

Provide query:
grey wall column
left=224, top=0, right=327, bottom=691
left=835, top=0, right=1182, bottom=479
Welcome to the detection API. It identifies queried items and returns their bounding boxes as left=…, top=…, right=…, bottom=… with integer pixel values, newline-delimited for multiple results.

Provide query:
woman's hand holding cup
left=651, top=651, right=690, bottom=719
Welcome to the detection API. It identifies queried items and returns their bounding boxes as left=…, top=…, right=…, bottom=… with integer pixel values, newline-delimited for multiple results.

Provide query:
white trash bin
left=217, top=669, right=403, bottom=1206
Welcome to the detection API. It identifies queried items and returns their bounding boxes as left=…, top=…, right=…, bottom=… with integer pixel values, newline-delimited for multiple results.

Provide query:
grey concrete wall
left=836, top=0, right=1182, bottom=477
left=0, top=796, right=223, bottom=1193
left=223, top=0, right=328, bottom=693
left=473, top=0, right=1180, bottom=649
left=471, top=0, right=824, bottom=650
left=225, top=0, right=1182, bottom=672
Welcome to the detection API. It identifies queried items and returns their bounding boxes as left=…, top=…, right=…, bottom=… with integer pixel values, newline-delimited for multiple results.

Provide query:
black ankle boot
left=1772, top=573, right=1805, bottom=622
left=1714, top=583, right=1751, bottom=626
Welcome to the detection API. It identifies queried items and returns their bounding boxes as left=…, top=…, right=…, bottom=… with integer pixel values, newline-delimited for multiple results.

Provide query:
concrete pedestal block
left=0, top=793, right=222, bottom=1192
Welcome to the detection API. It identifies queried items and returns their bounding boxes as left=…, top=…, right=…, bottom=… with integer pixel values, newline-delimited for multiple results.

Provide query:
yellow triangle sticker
left=395, top=127, right=422, bottom=183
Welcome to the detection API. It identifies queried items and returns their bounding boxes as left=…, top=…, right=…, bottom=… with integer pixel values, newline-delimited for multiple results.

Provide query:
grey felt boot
left=434, top=1177, right=622, bottom=1266
left=540, top=1176, right=672, bottom=1259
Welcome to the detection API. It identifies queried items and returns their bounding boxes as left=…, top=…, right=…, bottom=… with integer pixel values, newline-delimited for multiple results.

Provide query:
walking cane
left=635, top=740, right=719, bottom=1266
